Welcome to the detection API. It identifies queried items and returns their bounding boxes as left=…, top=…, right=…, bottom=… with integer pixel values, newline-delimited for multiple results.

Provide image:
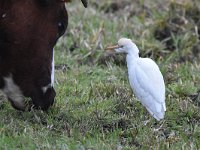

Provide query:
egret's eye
left=58, top=22, right=66, bottom=37
left=119, top=45, right=124, bottom=48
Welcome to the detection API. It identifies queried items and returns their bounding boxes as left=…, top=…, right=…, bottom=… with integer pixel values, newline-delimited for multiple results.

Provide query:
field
left=1, top=0, right=200, bottom=149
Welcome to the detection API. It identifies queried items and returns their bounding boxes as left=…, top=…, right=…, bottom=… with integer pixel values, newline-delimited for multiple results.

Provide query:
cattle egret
left=106, top=38, right=166, bottom=121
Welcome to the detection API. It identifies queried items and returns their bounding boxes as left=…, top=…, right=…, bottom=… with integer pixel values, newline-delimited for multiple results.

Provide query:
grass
left=1, top=0, right=200, bottom=149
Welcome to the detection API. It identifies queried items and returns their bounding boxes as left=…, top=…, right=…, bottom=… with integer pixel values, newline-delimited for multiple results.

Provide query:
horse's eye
left=57, top=22, right=66, bottom=36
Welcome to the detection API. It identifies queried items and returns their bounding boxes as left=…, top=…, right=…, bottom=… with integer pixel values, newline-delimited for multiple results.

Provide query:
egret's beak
left=105, top=45, right=120, bottom=52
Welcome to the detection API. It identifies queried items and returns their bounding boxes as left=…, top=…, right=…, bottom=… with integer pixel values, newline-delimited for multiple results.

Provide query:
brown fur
left=0, top=0, right=68, bottom=110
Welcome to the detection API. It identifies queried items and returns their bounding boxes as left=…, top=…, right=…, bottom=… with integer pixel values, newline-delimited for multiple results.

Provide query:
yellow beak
left=105, top=45, right=120, bottom=52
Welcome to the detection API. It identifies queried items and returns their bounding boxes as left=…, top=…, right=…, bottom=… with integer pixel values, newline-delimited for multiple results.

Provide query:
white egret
left=106, top=38, right=166, bottom=121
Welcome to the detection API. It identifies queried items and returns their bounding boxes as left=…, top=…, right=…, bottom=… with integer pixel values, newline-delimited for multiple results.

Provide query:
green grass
left=1, top=0, right=200, bottom=149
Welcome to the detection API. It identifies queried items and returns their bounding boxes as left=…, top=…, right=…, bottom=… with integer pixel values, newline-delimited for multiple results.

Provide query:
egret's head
left=106, top=38, right=139, bottom=55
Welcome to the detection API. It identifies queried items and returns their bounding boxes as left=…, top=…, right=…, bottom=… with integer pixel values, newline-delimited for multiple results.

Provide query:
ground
left=1, top=0, right=200, bottom=149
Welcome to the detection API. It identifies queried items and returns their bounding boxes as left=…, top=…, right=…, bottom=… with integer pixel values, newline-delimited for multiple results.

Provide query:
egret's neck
left=126, top=51, right=139, bottom=69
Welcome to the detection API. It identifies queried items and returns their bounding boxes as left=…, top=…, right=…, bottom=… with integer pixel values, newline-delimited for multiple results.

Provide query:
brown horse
left=0, top=0, right=87, bottom=111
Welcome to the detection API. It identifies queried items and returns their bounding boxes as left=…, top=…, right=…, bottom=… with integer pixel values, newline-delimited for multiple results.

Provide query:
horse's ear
left=81, top=0, right=87, bottom=8
left=37, top=0, right=54, bottom=6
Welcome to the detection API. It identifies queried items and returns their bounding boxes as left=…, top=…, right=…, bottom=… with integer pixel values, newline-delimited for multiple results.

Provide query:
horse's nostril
left=31, top=87, right=56, bottom=111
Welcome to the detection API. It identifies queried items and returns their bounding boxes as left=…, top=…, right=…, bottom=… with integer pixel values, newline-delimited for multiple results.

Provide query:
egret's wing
left=138, top=58, right=165, bottom=105
left=129, top=58, right=166, bottom=120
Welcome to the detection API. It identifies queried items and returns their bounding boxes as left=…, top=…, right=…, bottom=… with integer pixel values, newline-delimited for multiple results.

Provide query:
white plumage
left=106, top=38, right=166, bottom=121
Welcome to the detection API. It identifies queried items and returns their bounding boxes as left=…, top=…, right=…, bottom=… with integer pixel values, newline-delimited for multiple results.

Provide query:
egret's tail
left=146, top=107, right=165, bottom=121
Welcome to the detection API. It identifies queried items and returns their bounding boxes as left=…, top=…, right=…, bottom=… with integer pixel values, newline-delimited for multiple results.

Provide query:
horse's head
left=0, top=0, right=87, bottom=110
